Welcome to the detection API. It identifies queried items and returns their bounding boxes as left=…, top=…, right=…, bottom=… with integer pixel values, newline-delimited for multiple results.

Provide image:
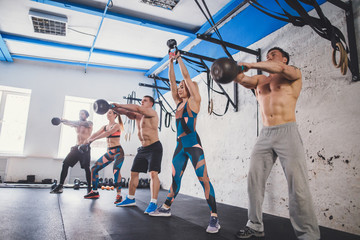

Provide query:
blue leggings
left=91, top=146, right=124, bottom=192
left=165, top=133, right=217, bottom=213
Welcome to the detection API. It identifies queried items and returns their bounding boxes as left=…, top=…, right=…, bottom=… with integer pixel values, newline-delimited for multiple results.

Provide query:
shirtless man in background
left=51, top=110, right=93, bottom=194
left=234, top=47, right=320, bottom=240
left=112, top=96, right=163, bottom=214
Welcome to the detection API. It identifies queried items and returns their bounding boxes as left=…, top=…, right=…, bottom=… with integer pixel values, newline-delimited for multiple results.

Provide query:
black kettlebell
left=120, top=177, right=126, bottom=188
left=51, top=117, right=61, bottom=126
left=78, top=143, right=90, bottom=153
left=98, top=178, right=104, bottom=188
left=108, top=178, right=114, bottom=187
left=73, top=178, right=80, bottom=190
left=93, top=99, right=115, bottom=115
left=167, top=39, right=177, bottom=50
left=104, top=178, right=109, bottom=186
left=210, top=57, right=248, bottom=84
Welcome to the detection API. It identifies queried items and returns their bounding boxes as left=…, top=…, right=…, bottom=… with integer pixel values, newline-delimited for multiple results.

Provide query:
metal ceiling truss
left=2, top=0, right=246, bottom=74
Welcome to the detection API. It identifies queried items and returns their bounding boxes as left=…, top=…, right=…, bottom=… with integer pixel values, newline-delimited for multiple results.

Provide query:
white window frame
left=57, top=96, right=112, bottom=159
left=0, top=85, right=32, bottom=155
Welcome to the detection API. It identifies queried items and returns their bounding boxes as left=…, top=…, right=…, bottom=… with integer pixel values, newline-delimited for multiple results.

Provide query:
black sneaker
left=84, top=190, right=100, bottom=199
left=50, top=184, right=63, bottom=194
left=236, top=226, right=265, bottom=238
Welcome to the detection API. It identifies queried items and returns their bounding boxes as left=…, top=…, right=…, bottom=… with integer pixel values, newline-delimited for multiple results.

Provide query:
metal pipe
left=196, top=33, right=259, bottom=56
left=138, top=83, right=170, bottom=91
left=85, top=0, right=111, bottom=73
left=123, top=96, right=160, bottom=104
left=178, top=50, right=216, bottom=62
left=148, top=74, right=181, bottom=84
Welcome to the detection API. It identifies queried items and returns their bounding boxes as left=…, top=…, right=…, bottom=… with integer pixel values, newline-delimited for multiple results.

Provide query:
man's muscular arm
left=239, top=61, right=301, bottom=81
left=112, top=103, right=156, bottom=118
left=234, top=72, right=261, bottom=89
left=112, top=106, right=138, bottom=120
left=62, top=119, right=93, bottom=128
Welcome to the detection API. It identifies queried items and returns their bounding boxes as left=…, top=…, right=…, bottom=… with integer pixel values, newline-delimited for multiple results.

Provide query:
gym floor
left=0, top=187, right=358, bottom=240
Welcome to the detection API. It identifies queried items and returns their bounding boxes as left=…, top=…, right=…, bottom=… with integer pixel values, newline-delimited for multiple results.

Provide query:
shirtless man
left=112, top=96, right=163, bottom=214
left=51, top=110, right=93, bottom=194
left=234, top=47, right=320, bottom=240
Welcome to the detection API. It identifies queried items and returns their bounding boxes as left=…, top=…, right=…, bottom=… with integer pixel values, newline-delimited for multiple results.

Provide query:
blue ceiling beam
left=0, top=34, right=13, bottom=62
left=0, top=50, right=5, bottom=61
left=1, top=33, right=162, bottom=62
left=11, top=54, right=148, bottom=73
left=145, top=0, right=243, bottom=76
left=31, top=0, right=194, bottom=37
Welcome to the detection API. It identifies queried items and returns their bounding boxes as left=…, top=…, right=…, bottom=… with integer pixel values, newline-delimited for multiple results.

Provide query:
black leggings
left=59, top=145, right=91, bottom=187
left=60, top=163, right=91, bottom=187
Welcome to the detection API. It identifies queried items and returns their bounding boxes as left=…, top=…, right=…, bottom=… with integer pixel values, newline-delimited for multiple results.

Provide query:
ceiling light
left=139, top=0, right=180, bottom=11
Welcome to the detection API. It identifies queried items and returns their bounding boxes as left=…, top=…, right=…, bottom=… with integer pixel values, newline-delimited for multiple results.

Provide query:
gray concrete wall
left=158, top=2, right=360, bottom=235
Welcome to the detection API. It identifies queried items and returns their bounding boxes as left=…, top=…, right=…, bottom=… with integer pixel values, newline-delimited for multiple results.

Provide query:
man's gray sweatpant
left=246, top=122, right=320, bottom=240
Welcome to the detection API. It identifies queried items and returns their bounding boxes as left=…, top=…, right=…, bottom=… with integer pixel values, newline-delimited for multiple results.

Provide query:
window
left=0, top=86, right=31, bottom=154
left=57, top=96, right=111, bottom=159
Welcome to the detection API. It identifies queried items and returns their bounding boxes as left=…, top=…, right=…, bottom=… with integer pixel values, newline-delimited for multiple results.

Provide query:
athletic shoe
left=84, top=190, right=100, bottom=199
left=50, top=184, right=63, bottom=194
left=235, top=226, right=265, bottom=238
left=114, top=194, right=122, bottom=204
left=144, top=202, right=157, bottom=214
left=116, top=196, right=136, bottom=207
left=206, top=216, right=221, bottom=233
left=148, top=205, right=171, bottom=217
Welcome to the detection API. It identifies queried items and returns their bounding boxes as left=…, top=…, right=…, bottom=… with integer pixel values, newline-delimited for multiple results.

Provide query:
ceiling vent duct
left=139, top=0, right=180, bottom=11
left=29, top=10, right=67, bottom=36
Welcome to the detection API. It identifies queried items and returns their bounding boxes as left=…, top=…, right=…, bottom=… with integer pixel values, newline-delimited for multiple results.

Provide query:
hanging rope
left=332, top=42, right=348, bottom=75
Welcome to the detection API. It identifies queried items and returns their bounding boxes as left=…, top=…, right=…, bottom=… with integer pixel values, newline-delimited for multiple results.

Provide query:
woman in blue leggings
left=84, top=110, right=125, bottom=204
left=150, top=52, right=220, bottom=234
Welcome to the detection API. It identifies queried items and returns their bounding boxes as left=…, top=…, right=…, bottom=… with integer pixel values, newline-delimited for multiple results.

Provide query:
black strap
left=194, top=0, right=234, bottom=60
left=165, top=112, right=172, bottom=128
left=152, top=76, right=176, bottom=132
left=249, top=0, right=349, bottom=53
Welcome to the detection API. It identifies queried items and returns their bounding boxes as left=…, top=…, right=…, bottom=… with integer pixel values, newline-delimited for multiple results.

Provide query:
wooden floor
left=0, top=186, right=359, bottom=240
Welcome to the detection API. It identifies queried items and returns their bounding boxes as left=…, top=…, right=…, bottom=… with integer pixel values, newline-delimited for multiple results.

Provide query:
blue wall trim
left=31, top=0, right=194, bottom=37
left=0, top=34, right=13, bottom=62
left=11, top=54, right=148, bottom=72
left=1, top=34, right=162, bottom=62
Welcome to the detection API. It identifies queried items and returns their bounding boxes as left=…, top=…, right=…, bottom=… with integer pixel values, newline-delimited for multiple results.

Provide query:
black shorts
left=63, top=145, right=91, bottom=169
left=131, top=141, right=163, bottom=173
